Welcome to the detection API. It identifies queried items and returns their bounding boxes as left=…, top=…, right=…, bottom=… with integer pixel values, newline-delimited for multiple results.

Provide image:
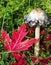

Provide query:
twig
left=1, top=15, right=5, bottom=32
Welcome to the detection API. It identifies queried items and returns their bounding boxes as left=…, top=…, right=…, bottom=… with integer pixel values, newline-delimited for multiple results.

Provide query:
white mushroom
left=24, top=8, right=50, bottom=57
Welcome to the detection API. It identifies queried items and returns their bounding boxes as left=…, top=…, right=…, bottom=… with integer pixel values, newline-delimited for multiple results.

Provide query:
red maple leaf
left=1, top=23, right=39, bottom=52
left=11, top=53, right=29, bottom=65
left=31, top=56, right=51, bottom=65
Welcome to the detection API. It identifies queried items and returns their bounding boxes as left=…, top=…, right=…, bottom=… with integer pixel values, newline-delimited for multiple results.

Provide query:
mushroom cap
left=24, top=8, right=50, bottom=27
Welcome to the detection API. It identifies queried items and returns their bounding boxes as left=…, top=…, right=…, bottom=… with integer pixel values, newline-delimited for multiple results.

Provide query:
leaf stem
left=0, top=50, right=18, bottom=54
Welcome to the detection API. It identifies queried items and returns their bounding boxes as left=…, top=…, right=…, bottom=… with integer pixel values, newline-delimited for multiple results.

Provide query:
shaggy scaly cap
left=24, top=8, right=50, bottom=27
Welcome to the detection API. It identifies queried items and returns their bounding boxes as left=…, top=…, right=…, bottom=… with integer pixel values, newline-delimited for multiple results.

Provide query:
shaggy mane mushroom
left=24, top=8, right=50, bottom=57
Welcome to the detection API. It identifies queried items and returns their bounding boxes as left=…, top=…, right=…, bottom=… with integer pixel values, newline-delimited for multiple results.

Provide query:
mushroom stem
left=34, top=25, right=40, bottom=57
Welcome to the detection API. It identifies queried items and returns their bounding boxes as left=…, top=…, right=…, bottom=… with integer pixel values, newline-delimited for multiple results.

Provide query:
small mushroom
left=24, top=8, right=50, bottom=57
